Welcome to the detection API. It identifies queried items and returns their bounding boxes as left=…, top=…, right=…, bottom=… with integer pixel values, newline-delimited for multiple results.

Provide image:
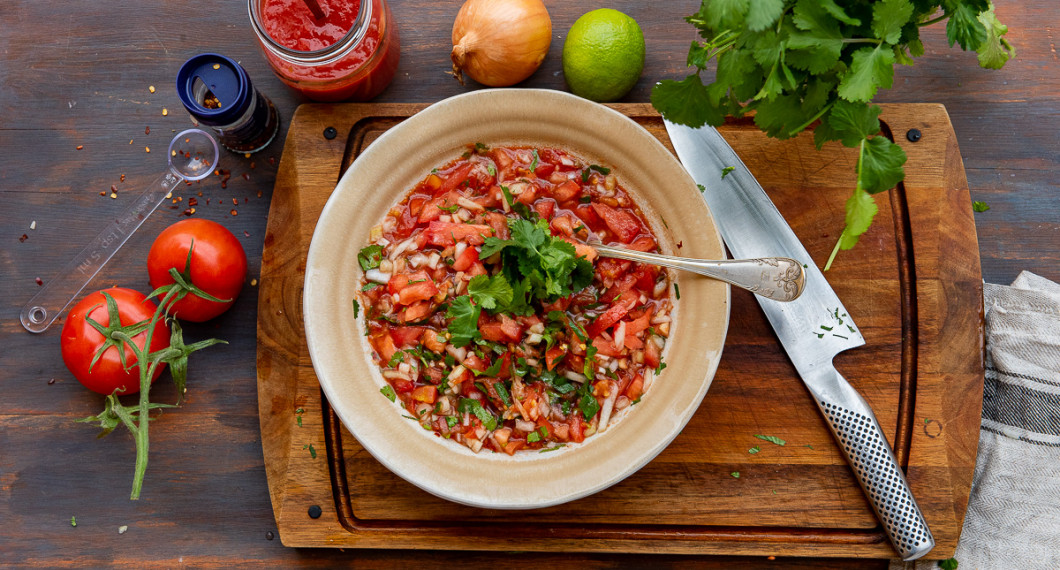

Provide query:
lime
left=562, top=9, right=645, bottom=102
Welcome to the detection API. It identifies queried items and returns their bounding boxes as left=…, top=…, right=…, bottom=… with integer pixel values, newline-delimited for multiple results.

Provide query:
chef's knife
left=664, top=121, right=935, bottom=561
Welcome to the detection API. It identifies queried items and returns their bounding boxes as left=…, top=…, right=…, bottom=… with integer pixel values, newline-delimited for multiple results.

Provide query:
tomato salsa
left=357, top=145, right=673, bottom=454
left=253, top=0, right=400, bottom=101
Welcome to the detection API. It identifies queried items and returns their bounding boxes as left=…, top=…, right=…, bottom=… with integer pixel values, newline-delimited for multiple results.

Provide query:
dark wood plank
left=0, top=0, right=1051, bottom=566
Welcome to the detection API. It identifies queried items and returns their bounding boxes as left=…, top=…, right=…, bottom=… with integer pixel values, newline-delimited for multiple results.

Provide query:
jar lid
left=176, top=53, right=253, bottom=126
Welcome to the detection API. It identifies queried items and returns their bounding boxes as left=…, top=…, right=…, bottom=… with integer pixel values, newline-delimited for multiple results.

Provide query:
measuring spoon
left=21, top=128, right=220, bottom=333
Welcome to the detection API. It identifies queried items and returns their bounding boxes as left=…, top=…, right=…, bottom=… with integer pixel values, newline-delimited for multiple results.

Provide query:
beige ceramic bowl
left=304, top=89, right=730, bottom=509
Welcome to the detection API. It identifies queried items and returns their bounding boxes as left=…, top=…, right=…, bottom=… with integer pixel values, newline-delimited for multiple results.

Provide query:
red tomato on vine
left=147, top=219, right=247, bottom=322
left=60, top=288, right=169, bottom=395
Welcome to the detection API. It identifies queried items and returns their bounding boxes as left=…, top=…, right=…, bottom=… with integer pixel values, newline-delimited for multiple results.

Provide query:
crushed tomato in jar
left=357, top=144, right=673, bottom=454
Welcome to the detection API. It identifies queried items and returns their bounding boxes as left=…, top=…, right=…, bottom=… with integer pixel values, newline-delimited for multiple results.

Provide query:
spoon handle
left=593, top=244, right=806, bottom=302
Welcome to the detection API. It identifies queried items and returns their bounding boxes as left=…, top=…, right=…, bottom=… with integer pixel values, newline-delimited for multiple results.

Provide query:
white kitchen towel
left=891, top=271, right=1060, bottom=570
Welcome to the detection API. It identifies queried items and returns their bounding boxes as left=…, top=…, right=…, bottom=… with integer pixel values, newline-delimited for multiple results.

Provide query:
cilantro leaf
left=458, top=398, right=498, bottom=431
left=745, top=0, right=784, bottom=32
left=754, top=434, right=787, bottom=446
left=944, top=0, right=987, bottom=51
left=651, top=75, right=724, bottom=129
left=579, top=392, right=600, bottom=421
left=818, top=0, right=860, bottom=26
left=826, top=100, right=883, bottom=147
left=838, top=46, right=896, bottom=102
left=975, top=5, right=1015, bottom=69
left=467, top=274, right=514, bottom=312
left=872, top=0, right=913, bottom=44
left=357, top=245, right=384, bottom=272
left=972, top=200, right=990, bottom=212
left=859, top=135, right=907, bottom=194
left=485, top=218, right=593, bottom=304
left=445, top=296, right=481, bottom=347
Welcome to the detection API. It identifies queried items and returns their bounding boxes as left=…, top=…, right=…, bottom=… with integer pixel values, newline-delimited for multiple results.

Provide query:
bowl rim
left=303, top=88, right=730, bottom=509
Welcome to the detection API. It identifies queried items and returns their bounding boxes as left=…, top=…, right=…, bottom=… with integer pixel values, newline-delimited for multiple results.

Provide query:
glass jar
left=248, top=0, right=400, bottom=102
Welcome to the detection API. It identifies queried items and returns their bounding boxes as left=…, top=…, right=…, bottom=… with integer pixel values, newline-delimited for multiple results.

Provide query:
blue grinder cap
left=176, top=53, right=252, bottom=126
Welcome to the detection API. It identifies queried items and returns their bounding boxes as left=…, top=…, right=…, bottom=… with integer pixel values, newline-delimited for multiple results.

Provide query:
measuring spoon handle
left=20, top=171, right=182, bottom=333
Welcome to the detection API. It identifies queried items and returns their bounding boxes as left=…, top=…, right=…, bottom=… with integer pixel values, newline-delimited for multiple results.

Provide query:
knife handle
left=808, top=368, right=935, bottom=561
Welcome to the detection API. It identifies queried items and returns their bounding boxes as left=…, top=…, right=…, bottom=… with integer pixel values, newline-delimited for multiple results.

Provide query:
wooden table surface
left=1, top=0, right=1055, bottom=567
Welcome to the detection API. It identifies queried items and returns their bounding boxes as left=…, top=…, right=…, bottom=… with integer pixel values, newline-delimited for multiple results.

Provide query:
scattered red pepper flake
left=76, top=145, right=84, bottom=150
left=48, top=378, right=57, bottom=385
left=19, top=234, right=28, bottom=243
left=145, top=126, right=151, bottom=135
left=244, top=230, right=250, bottom=237
left=230, top=209, right=238, bottom=216
left=111, top=185, right=118, bottom=193
left=250, top=161, right=256, bottom=169
left=256, top=190, right=262, bottom=198
left=268, top=157, right=276, bottom=166
left=99, top=191, right=106, bottom=196
left=35, top=277, right=43, bottom=286
left=120, top=174, right=126, bottom=182
left=232, top=198, right=238, bottom=206
left=242, top=172, right=250, bottom=181
left=188, top=197, right=198, bottom=207
left=183, top=208, right=195, bottom=216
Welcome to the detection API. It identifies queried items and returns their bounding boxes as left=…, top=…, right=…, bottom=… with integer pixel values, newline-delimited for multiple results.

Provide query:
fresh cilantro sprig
left=480, top=218, right=594, bottom=305
left=652, top=0, right=1013, bottom=269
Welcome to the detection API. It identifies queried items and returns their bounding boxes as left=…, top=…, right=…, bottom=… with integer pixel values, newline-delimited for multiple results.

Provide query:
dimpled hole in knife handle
left=807, top=366, right=935, bottom=560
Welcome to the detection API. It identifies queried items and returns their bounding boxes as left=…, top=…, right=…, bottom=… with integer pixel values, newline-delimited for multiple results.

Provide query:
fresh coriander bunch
left=652, top=0, right=1013, bottom=269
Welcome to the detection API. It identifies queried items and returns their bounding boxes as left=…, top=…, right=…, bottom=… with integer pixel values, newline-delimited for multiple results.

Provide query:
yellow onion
left=451, top=0, right=552, bottom=87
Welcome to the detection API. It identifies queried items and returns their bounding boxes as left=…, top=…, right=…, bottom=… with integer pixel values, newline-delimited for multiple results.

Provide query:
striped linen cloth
left=892, top=271, right=1060, bottom=569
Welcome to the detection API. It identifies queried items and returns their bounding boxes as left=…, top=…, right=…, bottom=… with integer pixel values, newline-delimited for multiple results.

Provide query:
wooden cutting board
left=256, top=102, right=983, bottom=558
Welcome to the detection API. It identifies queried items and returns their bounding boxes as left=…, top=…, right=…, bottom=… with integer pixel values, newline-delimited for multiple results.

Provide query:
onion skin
left=451, top=0, right=552, bottom=87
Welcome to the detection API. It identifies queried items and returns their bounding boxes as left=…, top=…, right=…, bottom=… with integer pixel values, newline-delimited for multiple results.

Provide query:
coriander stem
left=788, top=102, right=834, bottom=137
left=919, top=13, right=948, bottom=27
left=841, top=38, right=883, bottom=45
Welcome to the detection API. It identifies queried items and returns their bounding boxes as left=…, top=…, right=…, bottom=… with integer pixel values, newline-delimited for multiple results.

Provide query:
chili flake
left=76, top=145, right=83, bottom=150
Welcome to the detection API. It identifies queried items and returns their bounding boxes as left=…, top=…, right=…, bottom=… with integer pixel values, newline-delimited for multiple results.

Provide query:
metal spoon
left=592, top=244, right=806, bottom=302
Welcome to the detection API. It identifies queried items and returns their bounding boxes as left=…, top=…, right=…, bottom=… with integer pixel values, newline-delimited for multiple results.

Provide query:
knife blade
left=664, top=120, right=935, bottom=561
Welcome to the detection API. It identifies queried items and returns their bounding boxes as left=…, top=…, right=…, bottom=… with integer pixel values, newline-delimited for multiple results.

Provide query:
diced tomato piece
left=596, top=258, right=632, bottom=281
left=479, top=313, right=523, bottom=343
left=390, top=326, right=426, bottom=347
left=565, top=353, right=585, bottom=373
left=400, top=281, right=438, bottom=305
left=388, top=270, right=429, bottom=295
left=422, top=328, right=446, bottom=352
left=591, top=203, right=641, bottom=243
left=484, top=211, right=509, bottom=240
left=515, top=184, right=538, bottom=205
left=393, top=206, right=419, bottom=239
left=392, top=377, right=414, bottom=394
left=413, top=229, right=429, bottom=249
left=552, top=180, right=581, bottom=203
left=452, top=245, right=479, bottom=271
left=503, top=440, right=527, bottom=455
left=407, top=196, right=427, bottom=217
left=592, top=337, right=623, bottom=358
left=374, top=333, right=397, bottom=363
left=425, top=222, right=493, bottom=246
left=466, top=261, right=487, bottom=277
left=480, top=321, right=508, bottom=343
left=573, top=203, right=602, bottom=230
left=417, top=195, right=446, bottom=223
left=624, top=307, right=654, bottom=336
left=411, top=385, right=438, bottom=404
left=632, top=264, right=658, bottom=290
left=550, top=214, right=575, bottom=236
left=623, top=334, right=644, bottom=350
left=492, top=149, right=513, bottom=171
left=587, top=296, right=637, bottom=338
left=568, top=415, right=585, bottom=443
left=628, top=235, right=656, bottom=252
left=436, top=162, right=474, bottom=195
left=644, top=338, right=661, bottom=369
left=625, top=374, right=644, bottom=401
left=533, top=163, right=556, bottom=178
left=545, top=345, right=566, bottom=371
left=403, top=301, right=433, bottom=322
left=533, top=199, right=556, bottom=220
left=600, top=274, right=637, bottom=304
left=462, top=353, right=489, bottom=373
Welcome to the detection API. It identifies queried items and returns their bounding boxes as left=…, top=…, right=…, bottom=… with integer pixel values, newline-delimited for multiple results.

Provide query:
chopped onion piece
left=457, top=196, right=485, bottom=211
left=515, top=419, right=535, bottom=433
left=365, top=269, right=391, bottom=284
left=563, top=370, right=587, bottom=383
left=613, top=321, right=626, bottom=350
left=598, top=389, right=617, bottom=432
left=446, top=345, right=467, bottom=363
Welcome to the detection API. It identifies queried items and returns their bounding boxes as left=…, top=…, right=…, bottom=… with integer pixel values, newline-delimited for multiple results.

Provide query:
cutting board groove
left=256, top=102, right=983, bottom=557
